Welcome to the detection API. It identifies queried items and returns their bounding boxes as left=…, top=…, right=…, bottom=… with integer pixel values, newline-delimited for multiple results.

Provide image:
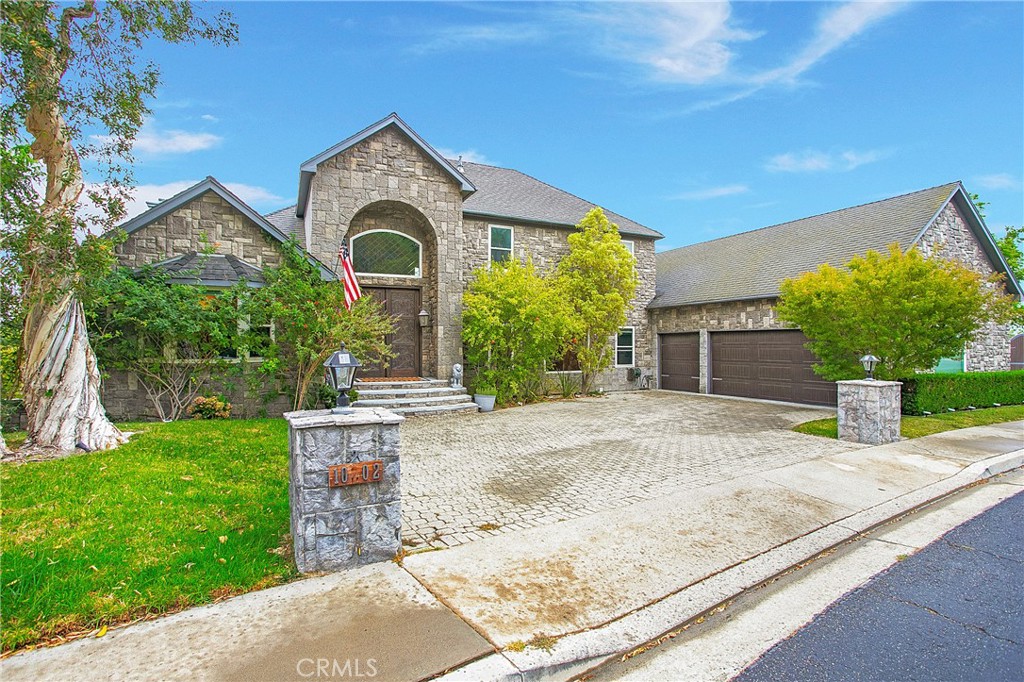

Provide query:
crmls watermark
left=296, top=658, right=378, bottom=678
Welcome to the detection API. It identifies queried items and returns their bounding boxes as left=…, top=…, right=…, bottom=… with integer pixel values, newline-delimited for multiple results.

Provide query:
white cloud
left=200, top=114, right=219, bottom=123
left=752, top=2, right=904, bottom=87
left=409, top=23, right=546, bottom=55
left=133, top=128, right=221, bottom=154
left=436, top=147, right=495, bottom=166
left=973, top=173, right=1020, bottom=191
left=674, top=184, right=750, bottom=201
left=575, top=2, right=758, bottom=85
left=111, top=180, right=283, bottom=222
left=221, top=183, right=285, bottom=206
left=766, top=148, right=889, bottom=173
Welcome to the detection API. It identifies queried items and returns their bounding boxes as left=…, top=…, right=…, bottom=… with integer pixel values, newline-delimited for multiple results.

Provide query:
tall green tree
left=556, top=207, right=638, bottom=393
left=1, top=1, right=236, bottom=452
left=251, top=241, right=395, bottom=411
left=462, top=258, right=571, bottom=403
left=777, top=244, right=1021, bottom=380
left=995, top=226, right=1023, bottom=285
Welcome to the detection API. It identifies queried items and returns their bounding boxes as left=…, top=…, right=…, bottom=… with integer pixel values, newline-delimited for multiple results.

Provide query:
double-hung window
left=615, top=327, right=635, bottom=367
left=489, top=225, right=513, bottom=263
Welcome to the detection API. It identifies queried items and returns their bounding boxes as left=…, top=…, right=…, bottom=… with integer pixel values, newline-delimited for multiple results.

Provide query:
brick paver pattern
left=399, top=391, right=864, bottom=549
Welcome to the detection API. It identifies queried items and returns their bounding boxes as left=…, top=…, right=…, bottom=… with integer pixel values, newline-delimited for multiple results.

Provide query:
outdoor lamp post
left=323, top=343, right=361, bottom=413
left=860, top=354, right=880, bottom=381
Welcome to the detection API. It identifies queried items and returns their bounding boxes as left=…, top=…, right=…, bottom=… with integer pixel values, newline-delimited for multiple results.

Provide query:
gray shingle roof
left=458, top=161, right=663, bottom=239
left=264, top=204, right=303, bottom=246
left=651, top=182, right=969, bottom=309
left=145, top=252, right=265, bottom=287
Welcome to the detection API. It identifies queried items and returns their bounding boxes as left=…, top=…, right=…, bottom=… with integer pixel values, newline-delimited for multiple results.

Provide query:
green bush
left=186, top=395, right=232, bottom=420
left=901, top=371, right=1024, bottom=415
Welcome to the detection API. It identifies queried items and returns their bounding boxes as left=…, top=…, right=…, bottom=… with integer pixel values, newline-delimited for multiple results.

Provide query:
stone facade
left=116, top=191, right=283, bottom=270
left=307, top=126, right=465, bottom=380
left=837, top=380, right=902, bottom=445
left=285, top=408, right=403, bottom=573
left=462, top=217, right=658, bottom=390
left=650, top=298, right=791, bottom=392
left=916, top=200, right=1013, bottom=371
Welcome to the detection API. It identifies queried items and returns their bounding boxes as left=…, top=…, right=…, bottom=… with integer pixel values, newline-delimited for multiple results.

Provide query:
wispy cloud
left=200, top=114, right=219, bottom=123
left=973, top=173, right=1020, bottom=191
left=116, top=180, right=284, bottom=221
left=133, top=128, right=221, bottom=154
left=575, top=2, right=759, bottom=85
left=436, top=147, right=495, bottom=166
left=673, top=184, right=750, bottom=200
left=408, top=23, right=546, bottom=55
left=766, top=148, right=889, bottom=173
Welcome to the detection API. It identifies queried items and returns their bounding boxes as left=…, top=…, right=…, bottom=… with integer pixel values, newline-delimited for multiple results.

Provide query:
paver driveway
left=399, top=390, right=865, bottom=549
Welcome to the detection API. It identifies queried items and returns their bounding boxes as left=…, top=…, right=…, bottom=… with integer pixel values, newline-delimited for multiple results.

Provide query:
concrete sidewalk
left=3, top=421, right=1021, bottom=682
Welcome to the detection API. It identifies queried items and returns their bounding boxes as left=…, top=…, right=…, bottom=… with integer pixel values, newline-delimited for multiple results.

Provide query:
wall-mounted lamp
left=418, top=308, right=431, bottom=328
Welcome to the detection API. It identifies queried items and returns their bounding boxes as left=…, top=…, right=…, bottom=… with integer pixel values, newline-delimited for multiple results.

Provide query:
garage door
left=660, top=333, right=700, bottom=392
left=710, top=330, right=836, bottom=406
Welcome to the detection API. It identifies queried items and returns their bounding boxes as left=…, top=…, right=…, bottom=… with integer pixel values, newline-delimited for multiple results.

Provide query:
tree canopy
left=777, top=244, right=1021, bottom=380
left=1, top=1, right=236, bottom=452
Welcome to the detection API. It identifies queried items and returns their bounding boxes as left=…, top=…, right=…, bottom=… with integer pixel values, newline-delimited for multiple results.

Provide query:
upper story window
left=489, top=225, right=513, bottom=263
left=621, top=239, right=635, bottom=257
left=351, top=230, right=422, bottom=278
left=615, top=327, right=635, bottom=367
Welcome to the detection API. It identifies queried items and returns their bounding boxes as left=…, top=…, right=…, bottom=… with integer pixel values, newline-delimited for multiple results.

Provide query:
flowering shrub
left=187, top=395, right=232, bottom=420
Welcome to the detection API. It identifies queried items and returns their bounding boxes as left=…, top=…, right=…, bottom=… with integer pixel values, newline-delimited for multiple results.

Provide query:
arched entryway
left=347, top=201, right=439, bottom=378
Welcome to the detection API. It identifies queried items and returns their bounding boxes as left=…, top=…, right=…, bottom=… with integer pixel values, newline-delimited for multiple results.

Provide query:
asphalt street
left=736, top=491, right=1024, bottom=682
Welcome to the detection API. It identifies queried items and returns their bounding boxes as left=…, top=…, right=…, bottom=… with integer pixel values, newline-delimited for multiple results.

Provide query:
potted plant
left=472, top=379, right=497, bottom=412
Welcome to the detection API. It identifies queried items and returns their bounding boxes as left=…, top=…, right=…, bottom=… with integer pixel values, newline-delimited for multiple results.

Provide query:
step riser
left=355, top=395, right=472, bottom=408
left=393, top=404, right=480, bottom=416
left=356, top=388, right=469, bottom=400
left=355, top=380, right=449, bottom=390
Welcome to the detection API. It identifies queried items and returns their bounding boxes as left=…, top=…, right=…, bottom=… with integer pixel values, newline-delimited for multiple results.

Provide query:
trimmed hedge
left=901, top=371, right=1024, bottom=415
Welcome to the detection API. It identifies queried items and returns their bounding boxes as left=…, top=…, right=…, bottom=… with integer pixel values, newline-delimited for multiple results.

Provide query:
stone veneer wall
left=461, top=216, right=658, bottom=391
left=307, top=126, right=464, bottom=379
left=348, top=201, right=438, bottom=377
left=116, top=191, right=282, bottom=270
left=650, top=298, right=791, bottom=392
left=915, top=200, right=1013, bottom=371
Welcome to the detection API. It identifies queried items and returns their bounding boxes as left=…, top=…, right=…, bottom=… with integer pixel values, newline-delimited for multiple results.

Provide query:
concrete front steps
left=353, top=378, right=479, bottom=417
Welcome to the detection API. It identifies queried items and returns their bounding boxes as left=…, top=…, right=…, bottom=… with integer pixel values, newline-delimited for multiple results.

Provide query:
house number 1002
left=328, top=461, right=383, bottom=487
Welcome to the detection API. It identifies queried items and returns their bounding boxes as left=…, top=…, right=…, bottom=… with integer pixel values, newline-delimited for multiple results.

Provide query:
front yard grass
left=1, top=419, right=295, bottom=653
left=795, top=404, right=1024, bottom=440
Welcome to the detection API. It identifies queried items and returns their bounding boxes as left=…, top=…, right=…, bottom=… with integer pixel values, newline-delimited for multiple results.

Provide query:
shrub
left=187, top=395, right=232, bottom=420
left=900, top=371, right=1024, bottom=415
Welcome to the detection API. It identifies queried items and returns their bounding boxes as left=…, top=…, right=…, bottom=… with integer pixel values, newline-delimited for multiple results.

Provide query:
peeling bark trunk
left=22, top=293, right=125, bottom=451
left=20, top=1, right=125, bottom=452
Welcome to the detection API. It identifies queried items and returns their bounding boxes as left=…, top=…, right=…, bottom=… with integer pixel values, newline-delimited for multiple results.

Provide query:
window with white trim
left=489, top=225, right=513, bottom=263
left=621, top=239, right=634, bottom=257
left=351, top=230, right=422, bottom=277
left=615, top=327, right=635, bottom=367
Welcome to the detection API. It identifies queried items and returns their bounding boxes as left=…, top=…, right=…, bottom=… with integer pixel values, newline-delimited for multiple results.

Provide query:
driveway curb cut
left=434, top=449, right=1024, bottom=682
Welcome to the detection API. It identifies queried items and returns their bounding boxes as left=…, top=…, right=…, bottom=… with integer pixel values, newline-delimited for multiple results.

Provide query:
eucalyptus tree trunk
left=19, top=2, right=125, bottom=452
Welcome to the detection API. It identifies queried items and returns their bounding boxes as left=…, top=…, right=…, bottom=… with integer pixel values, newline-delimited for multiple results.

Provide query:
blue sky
left=118, top=1, right=1023, bottom=251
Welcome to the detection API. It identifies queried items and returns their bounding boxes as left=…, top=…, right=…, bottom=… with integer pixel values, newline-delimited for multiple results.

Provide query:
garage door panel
left=710, top=330, right=836, bottom=407
left=660, top=333, right=700, bottom=393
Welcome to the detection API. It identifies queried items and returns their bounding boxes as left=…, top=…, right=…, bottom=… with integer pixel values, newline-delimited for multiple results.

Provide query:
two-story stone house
left=107, top=113, right=1020, bottom=419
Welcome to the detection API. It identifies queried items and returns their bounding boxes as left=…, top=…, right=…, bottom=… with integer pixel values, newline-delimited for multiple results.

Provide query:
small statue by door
left=451, top=363, right=463, bottom=388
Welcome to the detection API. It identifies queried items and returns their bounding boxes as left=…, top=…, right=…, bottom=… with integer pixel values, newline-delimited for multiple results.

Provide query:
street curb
left=434, top=449, right=1024, bottom=682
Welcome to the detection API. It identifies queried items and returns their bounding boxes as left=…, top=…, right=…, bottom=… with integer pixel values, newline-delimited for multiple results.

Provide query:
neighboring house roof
left=143, top=252, right=265, bottom=288
left=118, top=176, right=335, bottom=281
left=296, top=113, right=476, bottom=215
left=651, top=181, right=1022, bottom=309
left=264, top=204, right=304, bottom=244
left=458, top=161, right=664, bottom=239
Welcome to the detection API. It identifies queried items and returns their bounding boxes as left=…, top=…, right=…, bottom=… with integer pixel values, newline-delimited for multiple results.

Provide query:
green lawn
left=1, top=419, right=296, bottom=652
left=794, top=405, right=1024, bottom=440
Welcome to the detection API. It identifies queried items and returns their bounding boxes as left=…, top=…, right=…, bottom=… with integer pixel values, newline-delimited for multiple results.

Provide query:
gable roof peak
left=296, top=113, right=476, bottom=214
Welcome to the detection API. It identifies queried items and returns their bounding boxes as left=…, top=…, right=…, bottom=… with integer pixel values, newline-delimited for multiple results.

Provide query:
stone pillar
left=837, top=380, right=902, bottom=445
left=284, top=407, right=404, bottom=573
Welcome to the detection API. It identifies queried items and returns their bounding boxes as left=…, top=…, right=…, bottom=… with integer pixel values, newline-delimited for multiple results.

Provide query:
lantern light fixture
left=860, top=354, right=880, bottom=381
left=323, top=342, right=361, bottom=413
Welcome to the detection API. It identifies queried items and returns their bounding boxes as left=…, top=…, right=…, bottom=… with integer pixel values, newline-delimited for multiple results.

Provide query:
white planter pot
left=473, top=393, right=496, bottom=412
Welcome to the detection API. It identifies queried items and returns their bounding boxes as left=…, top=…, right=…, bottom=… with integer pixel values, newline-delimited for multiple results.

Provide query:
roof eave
left=648, top=292, right=779, bottom=310
left=462, top=210, right=663, bottom=239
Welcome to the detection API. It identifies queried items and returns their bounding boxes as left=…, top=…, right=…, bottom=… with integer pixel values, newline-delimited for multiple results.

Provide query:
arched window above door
left=350, top=230, right=422, bottom=277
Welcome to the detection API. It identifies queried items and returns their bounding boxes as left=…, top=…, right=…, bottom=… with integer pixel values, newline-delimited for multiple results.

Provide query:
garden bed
left=794, top=405, right=1024, bottom=440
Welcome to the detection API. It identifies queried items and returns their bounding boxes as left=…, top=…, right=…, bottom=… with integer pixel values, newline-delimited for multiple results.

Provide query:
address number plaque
left=328, top=460, right=384, bottom=487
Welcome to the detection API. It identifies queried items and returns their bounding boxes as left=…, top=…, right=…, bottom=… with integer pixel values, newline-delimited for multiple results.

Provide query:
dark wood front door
left=710, top=330, right=836, bottom=406
left=362, top=287, right=421, bottom=378
left=660, top=333, right=700, bottom=392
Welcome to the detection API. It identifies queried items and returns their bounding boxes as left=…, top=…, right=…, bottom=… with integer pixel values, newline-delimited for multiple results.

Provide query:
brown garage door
left=660, top=333, right=700, bottom=392
left=710, top=330, right=836, bottom=406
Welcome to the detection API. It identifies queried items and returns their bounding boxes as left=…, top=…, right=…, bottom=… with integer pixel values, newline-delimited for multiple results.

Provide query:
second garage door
left=659, top=333, right=700, bottom=392
left=710, top=330, right=836, bottom=406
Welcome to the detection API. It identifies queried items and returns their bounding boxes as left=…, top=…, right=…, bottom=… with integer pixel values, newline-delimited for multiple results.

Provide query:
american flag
left=339, top=243, right=362, bottom=310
